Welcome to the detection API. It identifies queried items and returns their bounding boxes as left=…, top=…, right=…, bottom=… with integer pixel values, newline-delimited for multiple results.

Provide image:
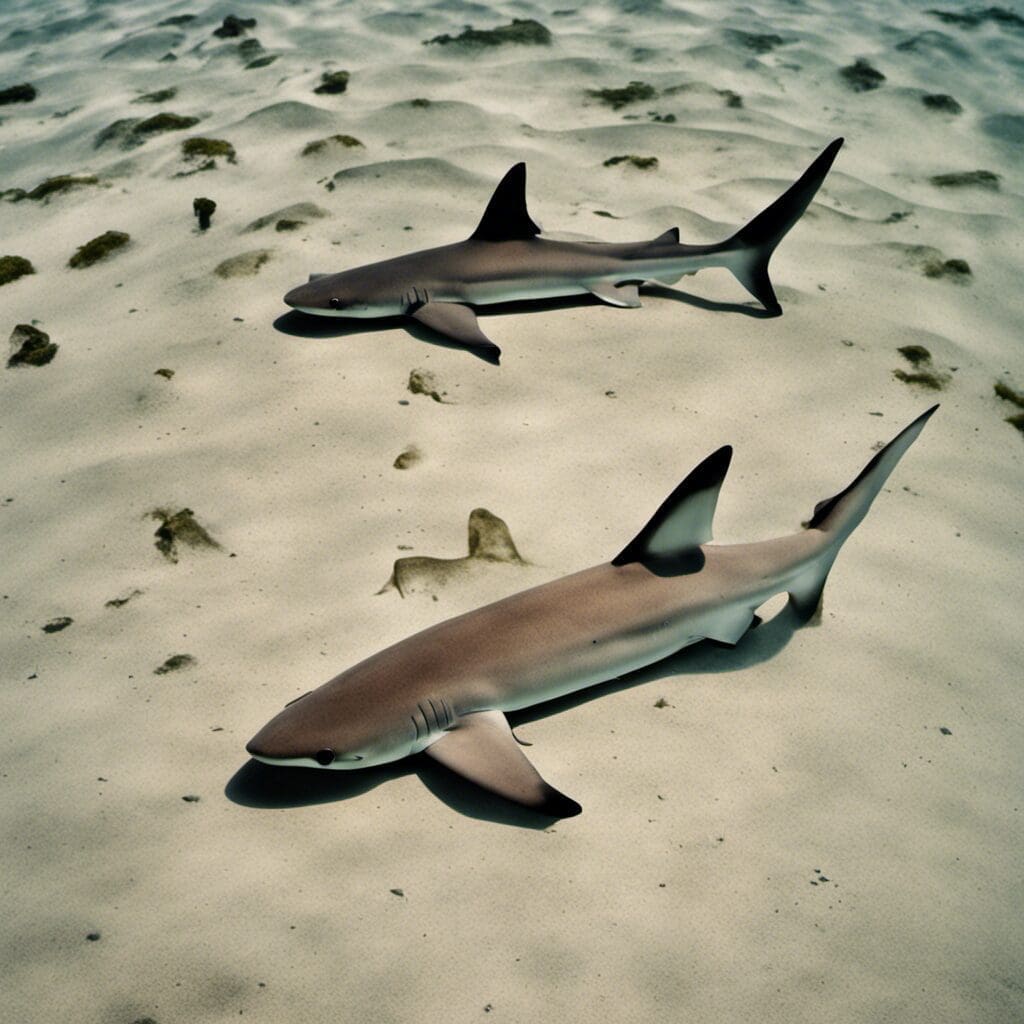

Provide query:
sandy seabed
left=2, top=1, right=1022, bottom=1022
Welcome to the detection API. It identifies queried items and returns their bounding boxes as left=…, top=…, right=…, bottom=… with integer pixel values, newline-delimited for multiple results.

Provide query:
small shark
left=283, top=139, right=843, bottom=362
left=246, top=405, right=937, bottom=818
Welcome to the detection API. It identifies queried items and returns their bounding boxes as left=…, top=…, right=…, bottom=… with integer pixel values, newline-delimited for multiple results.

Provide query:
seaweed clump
left=181, top=137, right=237, bottom=171
left=922, top=257, right=971, bottom=281
left=604, top=154, right=658, bottom=169
left=132, top=87, right=177, bottom=104
left=0, top=83, right=36, bottom=105
left=993, top=379, right=1024, bottom=435
left=425, top=19, right=552, bottom=47
left=588, top=80, right=657, bottom=109
left=149, top=507, right=221, bottom=562
left=726, top=30, right=784, bottom=53
left=7, top=324, right=57, bottom=368
left=214, top=249, right=272, bottom=278
left=68, top=231, right=130, bottom=269
left=839, top=58, right=885, bottom=91
left=154, top=653, right=197, bottom=674
left=136, top=112, right=201, bottom=136
left=301, top=134, right=364, bottom=156
left=926, top=7, right=1024, bottom=29
left=0, top=255, right=35, bottom=286
left=213, top=14, right=256, bottom=37
left=892, top=345, right=950, bottom=391
left=314, top=70, right=350, bottom=94
left=929, top=169, right=1000, bottom=189
left=407, top=368, right=451, bottom=403
left=22, top=174, right=101, bottom=201
left=922, top=93, right=962, bottom=114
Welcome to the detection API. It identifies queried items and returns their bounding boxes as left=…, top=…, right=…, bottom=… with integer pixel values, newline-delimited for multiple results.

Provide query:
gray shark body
left=283, top=139, right=844, bottom=362
left=246, top=405, right=936, bottom=817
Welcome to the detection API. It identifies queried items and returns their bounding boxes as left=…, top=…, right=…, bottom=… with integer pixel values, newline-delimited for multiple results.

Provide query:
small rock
left=389, top=888, right=404, bottom=897
left=181, top=793, right=201, bottom=802
left=132, top=87, right=177, bottom=104
left=393, top=446, right=423, bottom=469
left=193, top=196, right=216, bottom=230
left=0, top=255, right=36, bottom=287
left=922, top=93, right=962, bottom=114
left=839, top=58, right=885, bottom=92
left=8, top=324, right=58, bottom=367
left=85, top=931, right=101, bottom=941
left=425, top=19, right=551, bottom=47
left=213, top=15, right=256, bottom=38
left=939, top=726, right=952, bottom=735
left=42, top=616, right=73, bottom=633
left=313, top=70, right=350, bottom=95
left=0, top=82, right=37, bottom=105
left=154, top=368, right=175, bottom=380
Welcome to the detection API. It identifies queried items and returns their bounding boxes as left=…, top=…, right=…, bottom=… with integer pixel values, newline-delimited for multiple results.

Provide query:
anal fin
left=587, top=281, right=642, bottom=308
left=424, top=710, right=581, bottom=817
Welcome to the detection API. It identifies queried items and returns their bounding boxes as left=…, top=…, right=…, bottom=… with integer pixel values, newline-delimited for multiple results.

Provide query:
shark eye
left=329, top=297, right=344, bottom=309
left=314, top=748, right=335, bottom=766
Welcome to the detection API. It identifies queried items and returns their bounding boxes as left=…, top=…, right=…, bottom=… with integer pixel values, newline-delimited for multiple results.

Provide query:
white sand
left=2, top=2, right=1022, bottom=1022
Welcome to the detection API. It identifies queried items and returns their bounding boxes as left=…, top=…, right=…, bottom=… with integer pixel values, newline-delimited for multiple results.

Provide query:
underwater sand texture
left=1, top=2, right=1022, bottom=1023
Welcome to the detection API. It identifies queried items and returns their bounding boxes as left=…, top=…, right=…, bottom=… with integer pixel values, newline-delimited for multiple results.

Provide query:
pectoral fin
left=424, top=710, right=581, bottom=817
left=409, top=301, right=501, bottom=364
left=588, top=281, right=642, bottom=308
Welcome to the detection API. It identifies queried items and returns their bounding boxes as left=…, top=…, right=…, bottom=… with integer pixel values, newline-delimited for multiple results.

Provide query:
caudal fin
left=724, top=138, right=843, bottom=314
left=790, top=405, right=938, bottom=620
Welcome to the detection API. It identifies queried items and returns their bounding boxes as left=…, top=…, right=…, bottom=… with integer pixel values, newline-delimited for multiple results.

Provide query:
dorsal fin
left=652, top=227, right=679, bottom=244
left=470, top=163, right=541, bottom=242
left=612, top=446, right=732, bottom=570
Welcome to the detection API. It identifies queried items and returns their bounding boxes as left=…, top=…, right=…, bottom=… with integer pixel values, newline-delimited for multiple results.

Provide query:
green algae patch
left=275, top=219, right=304, bottom=231
left=929, top=169, right=1000, bottom=189
left=132, top=87, right=177, bottom=104
left=214, top=249, right=272, bottom=278
left=154, top=653, right=197, bottom=674
left=181, top=136, right=236, bottom=169
left=425, top=19, right=552, bottom=48
left=24, top=174, right=101, bottom=201
left=839, top=58, right=886, bottom=92
left=717, top=88, right=744, bottom=108
left=68, top=231, right=130, bottom=269
left=922, top=93, right=962, bottom=114
left=893, top=346, right=950, bottom=391
left=149, top=507, right=221, bottom=562
left=0, top=255, right=35, bottom=286
left=301, top=133, right=363, bottom=156
left=407, top=368, right=451, bottom=403
left=409, top=97, right=431, bottom=108
left=604, top=154, right=659, bottom=170
left=0, top=83, right=37, bottom=105
left=314, top=70, right=350, bottom=95
left=588, top=81, right=657, bottom=109
left=136, top=112, right=200, bottom=135
left=7, top=324, right=57, bottom=368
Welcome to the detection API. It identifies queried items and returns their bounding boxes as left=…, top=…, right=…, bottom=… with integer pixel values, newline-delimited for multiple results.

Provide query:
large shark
left=283, top=139, right=844, bottom=362
left=246, top=405, right=937, bottom=818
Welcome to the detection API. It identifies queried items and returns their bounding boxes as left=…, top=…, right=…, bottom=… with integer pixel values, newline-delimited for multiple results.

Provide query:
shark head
left=245, top=685, right=416, bottom=770
left=283, top=269, right=398, bottom=318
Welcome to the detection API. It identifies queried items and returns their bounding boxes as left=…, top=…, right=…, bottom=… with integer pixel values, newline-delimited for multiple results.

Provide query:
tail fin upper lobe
left=790, top=404, right=938, bottom=620
left=725, top=138, right=844, bottom=314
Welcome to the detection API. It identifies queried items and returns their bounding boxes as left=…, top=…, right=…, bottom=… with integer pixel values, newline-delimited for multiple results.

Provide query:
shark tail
left=789, top=405, right=938, bottom=621
left=723, top=138, right=843, bottom=314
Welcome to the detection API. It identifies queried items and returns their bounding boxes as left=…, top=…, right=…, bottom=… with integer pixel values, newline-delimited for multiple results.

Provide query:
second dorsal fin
left=612, top=446, right=732, bottom=569
left=470, top=163, right=541, bottom=242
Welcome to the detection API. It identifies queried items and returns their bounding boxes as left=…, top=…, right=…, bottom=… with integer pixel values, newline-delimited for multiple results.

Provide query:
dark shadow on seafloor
left=225, top=603, right=803, bottom=829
